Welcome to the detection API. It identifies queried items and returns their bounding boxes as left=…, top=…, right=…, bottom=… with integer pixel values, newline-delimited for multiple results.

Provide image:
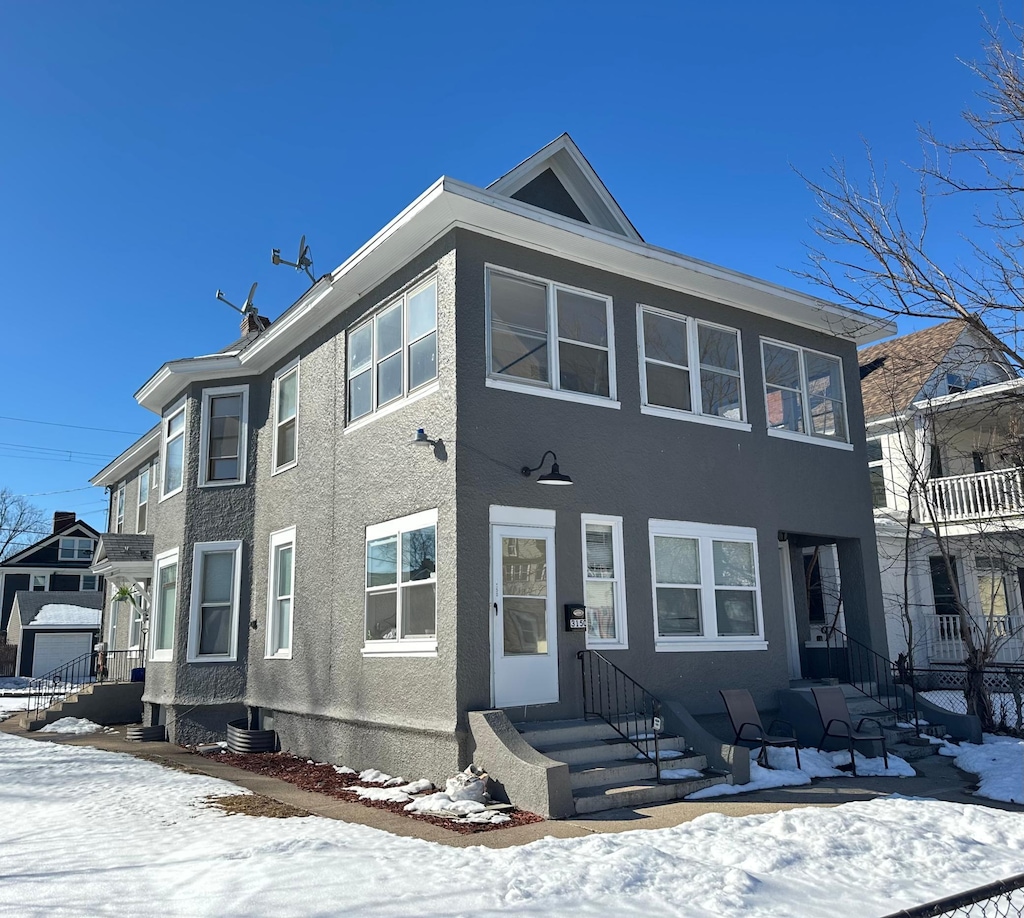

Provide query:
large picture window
left=364, top=509, right=437, bottom=656
left=273, top=362, right=299, bottom=473
left=187, top=540, right=242, bottom=662
left=199, top=386, right=248, bottom=486
left=762, top=339, right=849, bottom=445
left=648, top=520, right=765, bottom=651
left=486, top=266, right=616, bottom=405
left=161, top=402, right=186, bottom=499
left=638, top=306, right=745, bottom=425
left=581, top=514, right=627, bottom=649
left=266, top=527, right=295, bottom=659
left=347, top=277, right=437, bottom=424
left=151, top=549, right=179, bottom=661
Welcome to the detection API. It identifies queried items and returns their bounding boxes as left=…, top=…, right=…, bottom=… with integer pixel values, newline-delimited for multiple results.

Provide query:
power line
left=0, top=415, right=145, bottom=436
left=17, top=486, right=98, bottom=497
left=0, top=453, right=100, bottom=467
left=0, top=442, right=114, bottom=460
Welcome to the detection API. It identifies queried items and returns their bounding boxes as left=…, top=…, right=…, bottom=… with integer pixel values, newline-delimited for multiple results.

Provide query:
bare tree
left=798, top=12, right=1024, bottom=366
left=0, top=488, right=46, bottom=561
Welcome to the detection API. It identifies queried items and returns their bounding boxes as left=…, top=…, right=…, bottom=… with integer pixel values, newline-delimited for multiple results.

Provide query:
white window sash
left=266, top=527, right=296, bottom=659
left=272, top=361, right=300, bottom=474
left=150, top=548, right=179, bottom=661
left=581, top=514, right=628, bottom=650
left=198, top=386, right=249, bottom=487
left=160, top=401, right=187, bottom=501
left=187, top=540, right=242, bottom=662
left=761, top=338, right=849, bottom=445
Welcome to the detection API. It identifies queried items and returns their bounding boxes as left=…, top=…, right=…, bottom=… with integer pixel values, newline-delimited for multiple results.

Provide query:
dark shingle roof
left=95, top=533, right=154, bottom=564
left=12, top=590, right=104, bottom=628
left=858, top=320, right=967, bottom=420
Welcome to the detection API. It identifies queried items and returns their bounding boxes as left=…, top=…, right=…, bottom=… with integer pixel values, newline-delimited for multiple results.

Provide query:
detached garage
left=8, top=591, right=103, bottom=679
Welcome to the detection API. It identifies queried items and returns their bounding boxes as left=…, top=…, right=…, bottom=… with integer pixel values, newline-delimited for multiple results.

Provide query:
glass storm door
left=491, top=525, right=558, bottom=707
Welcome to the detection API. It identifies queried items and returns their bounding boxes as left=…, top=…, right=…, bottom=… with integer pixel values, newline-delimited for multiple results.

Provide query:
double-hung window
left=59, top=537, right=94, bottom=560
left=364, top=509, right=437, bottom=656
left=199, top=386, right=248, bottom=486
left=266, top=527, right=295, bottom=658
left=187, top=540, right=242, bottom=662
left=114, top=483, right=125, bottom=533
left=161, top=402, right=186, bottom=499
left=762, top=339, right=849, bottom=445
left=486, top=267, right=617, bottom=405
left=347, top=277, right=438, bottom=423
left=273, top=362, right=299, bottom=472
left=137, top=466, right=150, bottom=532
left=151, top=548, right=179, bottom=661
left=638, top=306, right=746, bottom=425
left=867, top=438, right=887, bottom=508
left=648, top=520, right=765, bottom=651
left=81, top=574, right=99, bottom=591
left=581, top=515, right=627, bottom=649
left=31, top=574, right=47, bottom=591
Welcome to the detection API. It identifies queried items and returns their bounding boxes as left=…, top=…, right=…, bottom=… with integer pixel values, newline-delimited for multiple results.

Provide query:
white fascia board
left=90, top=427, right=161, bottom=487
left=911, top=376, right=1024, bottom=414
left=134, top=354, right=247, bottom=414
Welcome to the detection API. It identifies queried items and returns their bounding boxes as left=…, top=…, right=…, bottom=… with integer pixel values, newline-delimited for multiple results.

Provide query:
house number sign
left=564, top=604, right=587, bottom=632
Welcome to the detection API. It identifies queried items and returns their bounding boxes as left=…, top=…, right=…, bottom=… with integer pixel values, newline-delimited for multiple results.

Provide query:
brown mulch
left=193, top=749, right=545, bottom=835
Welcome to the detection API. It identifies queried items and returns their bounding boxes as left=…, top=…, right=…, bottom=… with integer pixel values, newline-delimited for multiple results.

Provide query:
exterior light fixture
left=521, top=450, right=573, bottom=485
left=411, top=428, right=438, bottom=447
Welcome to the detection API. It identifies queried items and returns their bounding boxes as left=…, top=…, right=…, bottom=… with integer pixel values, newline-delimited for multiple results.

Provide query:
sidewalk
left=3, top=716, right=1016, bottom=849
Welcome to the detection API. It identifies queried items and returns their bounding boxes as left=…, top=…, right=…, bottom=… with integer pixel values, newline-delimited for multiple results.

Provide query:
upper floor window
left=947, top=373, right=981, bottom=395
left=31, top=574, right=47, bottom=591
left=486, top=267, right=617, bottom=406
left=161, top=402, right=186, bottom=499
left=151, top=548, right=178, bottom=661
left=581, top=514, right=627, bottom=649
left=137, top=465, right=151, bottom=533
left=266, top=527, right=295, bottom=659
left=80, top=574, right=100, bottom=591
left=648, top=520, right=765, bottom=652
left=867, top=438, right=887, bottom=508
left=364, top=509, right=437, bottom=656
left=198, top=385, right=249, bottom=487
left=638, top=306, right=746, bottom=425
left=273, top=362, right=299, bottom=473
left=187, top=540, right=242, bottom=662
left=761, top=339, right=849, bottom=445
left=115, top=482, right=125, bottom=533
left=59, top=537, right=94, bottom=561
left=347, top=277, right=437, bottom=424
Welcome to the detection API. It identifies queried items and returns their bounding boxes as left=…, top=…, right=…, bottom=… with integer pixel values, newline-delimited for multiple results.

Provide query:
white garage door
left=31, top=633, right=94, bottom=678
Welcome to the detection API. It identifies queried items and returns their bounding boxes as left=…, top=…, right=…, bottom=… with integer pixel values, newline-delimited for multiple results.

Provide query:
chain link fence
left=884, top=872, right=1024, bottom=917
left=913, top=666, right=1023, bottom=732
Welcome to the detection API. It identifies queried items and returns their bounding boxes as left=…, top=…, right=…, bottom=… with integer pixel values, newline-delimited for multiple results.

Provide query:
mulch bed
left=194, top=749, right=545, bottom=834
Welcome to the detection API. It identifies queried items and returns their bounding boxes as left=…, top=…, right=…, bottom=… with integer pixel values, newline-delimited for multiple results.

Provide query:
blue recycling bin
left=130, top=667, right=145, bottom=683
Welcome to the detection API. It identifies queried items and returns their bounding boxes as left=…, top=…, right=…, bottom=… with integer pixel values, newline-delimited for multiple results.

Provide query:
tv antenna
left=215, top=282, right=260, bottom=317
left=272, top=234, right=315, bottom=283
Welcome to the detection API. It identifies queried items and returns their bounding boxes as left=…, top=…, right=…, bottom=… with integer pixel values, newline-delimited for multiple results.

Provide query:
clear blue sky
left=0, top=0, right=1005, bottom=531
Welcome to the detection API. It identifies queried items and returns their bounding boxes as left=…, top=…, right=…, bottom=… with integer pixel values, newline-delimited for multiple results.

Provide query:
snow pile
left=358, top=768, right=393, bottom=784
left=399, top=766, right=510, bottom=824
left=33, top=604, right=101, bottom=627
left=38, top=717, right=107, bottom=735
left=636, top=748, right=688, bottom=760
left=332, top=765, right=356, bottom=775
left=660, top=767, right=704, bottom=780
left=946, top=735, right=1024, bottom=804
left=352, top=785, right=413, bottom=804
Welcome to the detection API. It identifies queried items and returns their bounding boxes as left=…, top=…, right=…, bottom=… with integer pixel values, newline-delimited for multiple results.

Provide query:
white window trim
left=344, top=379, right=440, bottom=435
left=489, top=505, right=556, bottom=527
left=363, top=508, right=438, bottom=657
left=867, top=437, right=888, bottom=509
left=187, top=540, right=243, bottom=663
left=80, top=574, right=100, bottom=591
left=59, top=537, right=95, bottom=561
left=265, top=526, right=296, bottom=659
left=581, top=513, right=628, bottom=650
left=115, top=483, right=126, bottom=533
left=648, top=519, right=767, bottom=653
left=159, top=399, right=187, bottom=502
left=636, top=304, right=750, bottom=429
left=760, top=337, right=850, bottom=447
left=31, top=573, right=49, bottom=591
left=485, top=263, right=618, bottom=405
left=137, top=465, right=151, bottom=533
left=272, top=360, right=300, bottom=475
left=346, top=274, right=439, bottom=426
left=150, top=547, right=179, bottom=662
left=198, top=385, right=249, bottom=488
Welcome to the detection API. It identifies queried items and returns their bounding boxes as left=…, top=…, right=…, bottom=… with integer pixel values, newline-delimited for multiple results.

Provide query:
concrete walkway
left=3, top=717, right=1019, bottom=849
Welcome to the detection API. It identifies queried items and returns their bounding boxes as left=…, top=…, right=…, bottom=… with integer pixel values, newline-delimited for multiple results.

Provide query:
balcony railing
left=923, top=613, right=1024, bottom=664
left=923, top=467, right=1024, bottom=523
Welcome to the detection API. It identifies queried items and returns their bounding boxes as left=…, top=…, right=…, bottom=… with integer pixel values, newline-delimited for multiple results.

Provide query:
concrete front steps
left=841, top=685, right=947, bottom=763
left=21, top=681, right=144, bottom=730
left=517, top=717, right=730, bottom=815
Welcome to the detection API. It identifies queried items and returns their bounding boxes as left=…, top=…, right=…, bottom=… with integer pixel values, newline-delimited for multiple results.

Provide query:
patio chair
left=720, top=689, right=801, bottom=769
left=811, top=686, right=888, bottom=776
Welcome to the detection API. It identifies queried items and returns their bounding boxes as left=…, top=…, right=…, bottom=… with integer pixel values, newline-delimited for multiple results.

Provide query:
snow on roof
left=31, top=605, right=102, bottom=628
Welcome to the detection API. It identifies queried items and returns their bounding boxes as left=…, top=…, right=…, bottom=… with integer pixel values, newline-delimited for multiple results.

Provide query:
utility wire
left=17, top=486, right=98, bottom=497
left=0, top=415, right=145, bottom=436
left=0, top=441, right=114, bottom=460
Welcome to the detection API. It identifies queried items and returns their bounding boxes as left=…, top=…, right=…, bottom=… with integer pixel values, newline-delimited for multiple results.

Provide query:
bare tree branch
left=0, top=488, right=47, bottom=561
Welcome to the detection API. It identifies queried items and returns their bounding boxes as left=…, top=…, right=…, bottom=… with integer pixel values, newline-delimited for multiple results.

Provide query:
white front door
left=492, top=524, right=559, bottom=707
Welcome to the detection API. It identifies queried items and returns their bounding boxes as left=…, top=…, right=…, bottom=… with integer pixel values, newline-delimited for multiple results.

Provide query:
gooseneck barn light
left=521, top=451, right=573, bottom=485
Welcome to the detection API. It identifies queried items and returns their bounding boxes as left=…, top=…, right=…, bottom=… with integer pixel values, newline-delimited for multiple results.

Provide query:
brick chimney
left=52, top=511, right=76, bottom=533
left=241, top=312, right=271, bottom=336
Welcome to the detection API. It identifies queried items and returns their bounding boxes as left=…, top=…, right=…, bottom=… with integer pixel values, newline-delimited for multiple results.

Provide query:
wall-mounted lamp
left=411, top=428, right=438, bottom=447
left=521, top=450, right=573, bottom=485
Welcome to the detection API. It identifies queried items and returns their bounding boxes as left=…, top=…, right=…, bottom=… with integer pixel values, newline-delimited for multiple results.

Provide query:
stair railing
left=24, top=649, right=142, bottom=724
left=578, top=649, right=664, bottom=781
left=825, top=626, right=921, bottom=727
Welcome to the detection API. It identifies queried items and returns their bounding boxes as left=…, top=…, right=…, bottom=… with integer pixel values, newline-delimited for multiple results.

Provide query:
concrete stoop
left=21, top=681, right=144, bottom=730
left=836, top=687, right=948, bottom=764
left=517, top=718, right=730, bottom=815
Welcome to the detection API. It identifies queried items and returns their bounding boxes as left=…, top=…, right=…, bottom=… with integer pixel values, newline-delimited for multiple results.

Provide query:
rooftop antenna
left=271, top=234, right=315, bottom=283
left=215, top=282, right=260, bottom=317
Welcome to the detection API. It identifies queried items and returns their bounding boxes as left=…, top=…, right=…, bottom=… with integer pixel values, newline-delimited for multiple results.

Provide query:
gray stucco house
left=90, top=135, right=895, bottom=813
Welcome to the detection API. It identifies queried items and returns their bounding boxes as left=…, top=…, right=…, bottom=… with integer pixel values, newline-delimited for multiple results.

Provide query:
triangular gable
left=487, top=133, right=643, bottom=242
left=2, top=521, right=100, bottom=567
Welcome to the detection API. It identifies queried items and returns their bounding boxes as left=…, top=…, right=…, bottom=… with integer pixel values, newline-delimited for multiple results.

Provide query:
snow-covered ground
left=940, top=735, right=1024, bottom=804
left=2, top=730, right=1024, bottom=917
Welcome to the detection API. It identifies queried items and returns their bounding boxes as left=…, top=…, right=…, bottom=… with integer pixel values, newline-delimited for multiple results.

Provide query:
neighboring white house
left=859, top=319, right=1024, bottom=667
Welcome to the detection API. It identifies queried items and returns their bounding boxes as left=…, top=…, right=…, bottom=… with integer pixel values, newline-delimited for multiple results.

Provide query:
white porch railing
left=923, top=467, right=1024, bottom=523
left=924, top=613, right=1024, bottom=664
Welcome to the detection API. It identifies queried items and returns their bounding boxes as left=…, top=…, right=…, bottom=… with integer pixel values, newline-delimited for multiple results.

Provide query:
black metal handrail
left=25, top=649, right=143, bottom=723
left=578, top=649, right=664, bottom=781
left=825, top=626, right=921, bottom=728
